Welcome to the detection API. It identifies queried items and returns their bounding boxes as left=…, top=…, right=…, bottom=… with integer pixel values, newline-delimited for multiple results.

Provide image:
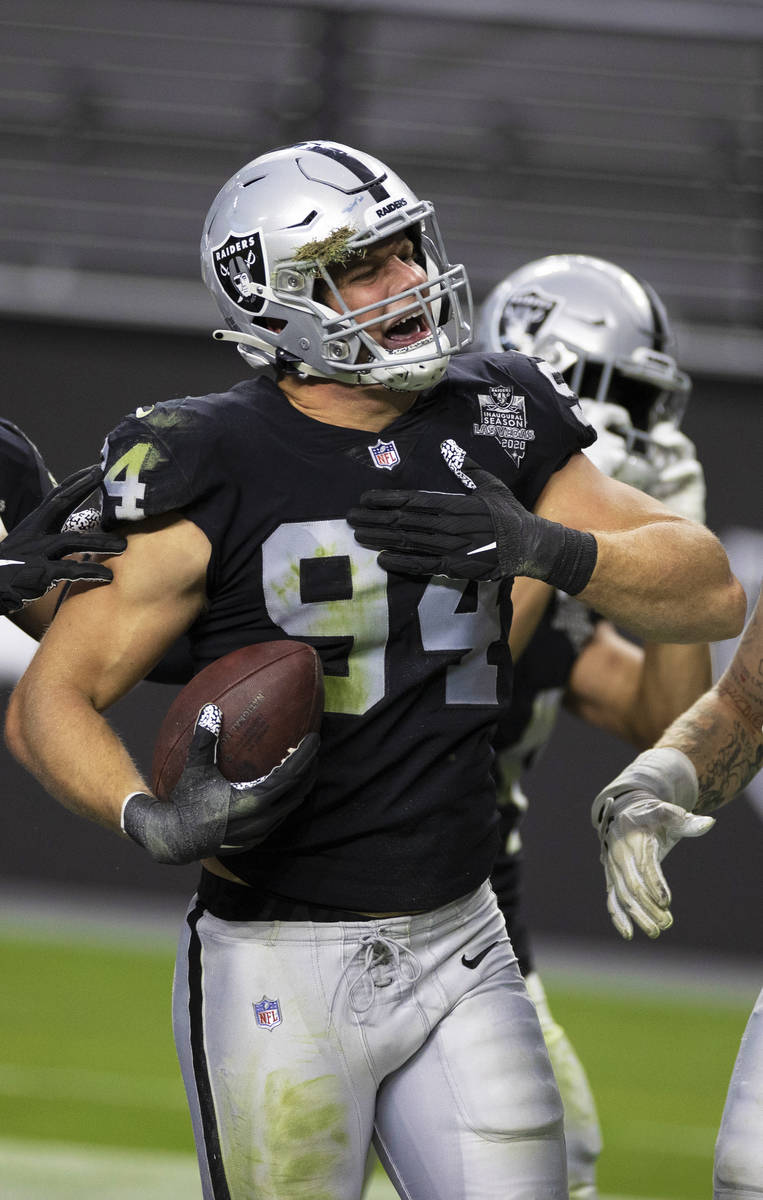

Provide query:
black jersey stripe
left=303, top=143, right=390, bottom=203
left=186, top=901, right=232, bottom=1200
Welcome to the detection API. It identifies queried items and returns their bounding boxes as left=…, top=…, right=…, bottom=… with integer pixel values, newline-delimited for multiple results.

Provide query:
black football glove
left=347, top=439, right=597, bottom=594
left=0, top=463, right=127, bottom=616
left=121, top=704, right=320, bottom=865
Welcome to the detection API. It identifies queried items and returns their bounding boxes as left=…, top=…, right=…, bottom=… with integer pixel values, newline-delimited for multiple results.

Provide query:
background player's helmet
left=201, top=140, right=473, bottom=391
left=476, top=254, right=691, bottom=442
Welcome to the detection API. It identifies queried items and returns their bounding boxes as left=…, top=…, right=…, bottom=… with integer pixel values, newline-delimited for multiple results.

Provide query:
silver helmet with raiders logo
left=201, top=140, right=473, bottom=391
left=476, top=254, right=691, bottom=439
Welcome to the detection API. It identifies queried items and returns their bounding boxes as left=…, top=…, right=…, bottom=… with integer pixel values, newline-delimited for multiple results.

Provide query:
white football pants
left=525, top=970, right=602, bottom=1198
left=714, top=986, right=763, bottom=1199
left=173, top=881, right=567, bottom=1199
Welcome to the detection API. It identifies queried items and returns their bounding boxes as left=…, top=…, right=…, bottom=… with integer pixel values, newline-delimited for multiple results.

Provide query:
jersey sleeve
left=99, top=403, right=196, bottom=528
left=505, top=353, right=598, bottom=511
left=99, top=398, right=244, bottom=596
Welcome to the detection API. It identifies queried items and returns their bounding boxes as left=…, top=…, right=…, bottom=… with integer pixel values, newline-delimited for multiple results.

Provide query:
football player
left=591, top=583, right=763, bottom=1199
left=477, top=254, right=712, bottom=1199
left=0, top=419, right=125, bottom=630
left=5, top=141, right=745, bottom=1200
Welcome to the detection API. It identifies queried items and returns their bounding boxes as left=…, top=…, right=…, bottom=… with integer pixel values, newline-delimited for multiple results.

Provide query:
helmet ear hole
left=254, top=317, right=287, bottom=334
left=409, top=225, right=426, bottom=272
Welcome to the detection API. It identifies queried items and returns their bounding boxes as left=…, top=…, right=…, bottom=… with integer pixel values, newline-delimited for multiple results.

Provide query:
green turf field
left=0, top=924, right=755, bottom=1199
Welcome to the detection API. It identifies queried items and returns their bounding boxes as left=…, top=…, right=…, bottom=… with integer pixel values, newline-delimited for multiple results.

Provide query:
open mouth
left=381, top=311, right=431, bottom=350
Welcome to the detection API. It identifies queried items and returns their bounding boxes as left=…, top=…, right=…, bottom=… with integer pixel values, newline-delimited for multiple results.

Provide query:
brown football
left=151, top=641, right=324, bottom=800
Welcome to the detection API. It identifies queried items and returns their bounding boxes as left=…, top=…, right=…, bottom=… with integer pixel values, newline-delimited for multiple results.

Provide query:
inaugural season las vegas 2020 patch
left=473, top=385, right=536, bottom=467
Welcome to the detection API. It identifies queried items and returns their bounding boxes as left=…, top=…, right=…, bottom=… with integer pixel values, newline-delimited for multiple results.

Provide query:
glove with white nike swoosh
left=0, top=464, right=127, bottom=616
left=591, top=747, right=715, bottom=940
left=347, top=439, right=598, bottom=593
left=121, top=704, right=320, bottom=865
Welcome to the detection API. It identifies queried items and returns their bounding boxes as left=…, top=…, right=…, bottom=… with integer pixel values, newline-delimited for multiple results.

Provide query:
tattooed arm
left=591, top=585, right=763, bottom=938
left=655, top=585, right=763, bottom=813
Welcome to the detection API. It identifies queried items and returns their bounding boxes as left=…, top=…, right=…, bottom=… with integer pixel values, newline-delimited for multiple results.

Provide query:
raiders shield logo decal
left=501, top=286, right=558, bottom=349
left=212, top=230, right=267, bottom=314
left=473, top=385, right=536, bottom=467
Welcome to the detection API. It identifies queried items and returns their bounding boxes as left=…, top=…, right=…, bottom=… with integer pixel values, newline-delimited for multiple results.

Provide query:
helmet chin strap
left=214, top=328, right=451, bottom=392
left=287, top=355, right=450, bottom=392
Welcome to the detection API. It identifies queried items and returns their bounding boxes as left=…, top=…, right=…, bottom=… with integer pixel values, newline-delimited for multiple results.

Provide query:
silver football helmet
left=477, top=254, right=691, bottom=447
left=201, top=140, right=473, bottom=391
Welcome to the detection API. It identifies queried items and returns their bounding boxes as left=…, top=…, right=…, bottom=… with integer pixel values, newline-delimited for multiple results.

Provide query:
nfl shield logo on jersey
left=368, top=438, right=400, bottom=470
left=253, top=996, right=282, bottom=1030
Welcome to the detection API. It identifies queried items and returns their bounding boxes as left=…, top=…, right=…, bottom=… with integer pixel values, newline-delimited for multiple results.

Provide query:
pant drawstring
left=328, top=931, right=422, bottom=1028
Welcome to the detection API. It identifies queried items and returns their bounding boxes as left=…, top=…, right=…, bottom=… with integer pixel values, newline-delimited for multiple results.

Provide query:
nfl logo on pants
left=253, top=996, right=282, bottom=1030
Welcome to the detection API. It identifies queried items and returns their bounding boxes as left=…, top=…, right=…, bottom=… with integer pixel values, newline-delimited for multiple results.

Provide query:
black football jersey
left=100, top=351, right=595, bottom=911
left=490, top=592, right=599, bottom=965
left=0, top=419, right=53, bottom=534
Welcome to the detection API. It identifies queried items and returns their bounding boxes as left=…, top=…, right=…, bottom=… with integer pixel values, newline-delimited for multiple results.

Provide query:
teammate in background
left=477, top=254, right=712, bottom=1198
left=591, top=584, right=763, bottom=1199
left=0, top=418, right=125, bottom=630
left=5, top=142, right=745, bottom=1200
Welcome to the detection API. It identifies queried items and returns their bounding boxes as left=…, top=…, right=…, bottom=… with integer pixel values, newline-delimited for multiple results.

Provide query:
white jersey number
left=262, top=519, right=502, bottom=716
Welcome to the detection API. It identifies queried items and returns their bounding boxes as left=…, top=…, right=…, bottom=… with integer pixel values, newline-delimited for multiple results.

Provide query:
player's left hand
left=121, top=704, right=320, bottom=864
left=647, top=422, right=706, bottom=524
left=347, top=439, right=597, bottom=595
left=593, top=789, right=715, bottom=940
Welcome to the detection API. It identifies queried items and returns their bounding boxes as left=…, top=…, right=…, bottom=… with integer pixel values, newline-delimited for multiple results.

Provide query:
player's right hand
left=348, top=439, right=598, bottom=596
left=0, top=463, right=127, bottom=616
left=121, top=704, right=320, bottom=864
left=592, top=788, right=715, bottom=940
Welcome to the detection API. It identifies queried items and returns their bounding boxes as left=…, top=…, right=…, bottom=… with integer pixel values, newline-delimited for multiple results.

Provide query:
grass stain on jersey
left=139, top=403, right=190, bottom=432
left=311, top=583, right=387, bottom=717
left=268, top=532, right=388, bottom=716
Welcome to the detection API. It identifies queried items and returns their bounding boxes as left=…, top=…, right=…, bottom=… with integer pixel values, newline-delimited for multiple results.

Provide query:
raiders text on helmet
left=201, top=141, right=473, bottom=391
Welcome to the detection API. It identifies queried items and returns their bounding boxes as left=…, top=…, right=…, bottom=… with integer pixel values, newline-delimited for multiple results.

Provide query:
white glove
left=580, top=399, right=657, bottom=491
left=580, top=399, right=633, bottom=478
left=647, top=421, right=706, bottom=523
left=591, top=748, right=714, bottom=940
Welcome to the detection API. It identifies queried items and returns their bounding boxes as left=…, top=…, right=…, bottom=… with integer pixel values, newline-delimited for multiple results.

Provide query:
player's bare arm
left=5, top=514, right=210, bottom=831
left=8, top=585, right=65, bottom=640
left=507, top=577, right=554, bottom=660
left=654, top=586, right=763, bottom=814
left=532, top=450, right=744, bottom=643
left=591, top=586, right=762, bottom=939
left=566, top=623, right=712, bottom=748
